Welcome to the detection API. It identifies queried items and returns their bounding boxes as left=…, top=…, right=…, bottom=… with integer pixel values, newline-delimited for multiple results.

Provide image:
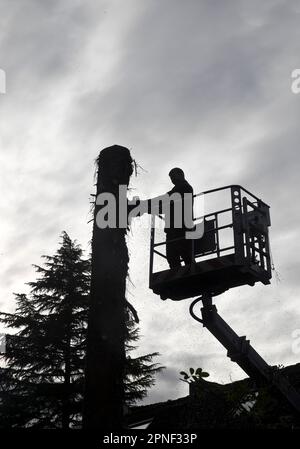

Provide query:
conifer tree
left=0, top=232, right=163, bottom=428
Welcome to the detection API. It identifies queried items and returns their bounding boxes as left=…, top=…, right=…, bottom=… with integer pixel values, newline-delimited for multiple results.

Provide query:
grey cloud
left=1, top=0, right=300, bottom=406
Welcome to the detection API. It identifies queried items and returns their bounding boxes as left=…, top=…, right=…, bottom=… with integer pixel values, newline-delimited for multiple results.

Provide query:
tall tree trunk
left=62, top=304, right=72, bottom=429
left=62, top=343, right=71, bottom=429
left=83, top=145, right=134, bottom=429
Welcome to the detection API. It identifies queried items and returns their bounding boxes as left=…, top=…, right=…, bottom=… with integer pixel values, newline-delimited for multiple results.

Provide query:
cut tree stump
left=83, top=145, right=134, bottom=429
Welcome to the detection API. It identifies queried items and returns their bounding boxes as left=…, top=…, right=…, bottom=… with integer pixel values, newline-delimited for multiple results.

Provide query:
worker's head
left=169, top=167, right=185, bottom=185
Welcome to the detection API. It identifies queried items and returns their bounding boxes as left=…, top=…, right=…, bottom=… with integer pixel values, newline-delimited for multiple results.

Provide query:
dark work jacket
left=165, top=180, right=194, bottom=235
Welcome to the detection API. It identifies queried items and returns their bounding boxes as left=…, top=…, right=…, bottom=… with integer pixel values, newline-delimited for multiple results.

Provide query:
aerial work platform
left=149, top=185, right=272, bottom=300
left=148, top=184, right=300, bottom=414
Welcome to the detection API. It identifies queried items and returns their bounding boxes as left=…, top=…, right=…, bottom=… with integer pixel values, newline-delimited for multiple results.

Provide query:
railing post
left=215, top=214, right=220, bottom=258
left=242, top=197, right=251, bottom=265
left=149, top=215, right=155, bottom=287
left=231, top=186, right=245, bottom=265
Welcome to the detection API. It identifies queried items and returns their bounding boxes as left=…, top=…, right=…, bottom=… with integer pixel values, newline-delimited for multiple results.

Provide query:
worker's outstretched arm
left=128, top=193, right=170, bottom=218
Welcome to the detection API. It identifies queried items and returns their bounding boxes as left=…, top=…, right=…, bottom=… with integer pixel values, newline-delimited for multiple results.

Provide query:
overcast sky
left=1, top=0, right=300, bottom=405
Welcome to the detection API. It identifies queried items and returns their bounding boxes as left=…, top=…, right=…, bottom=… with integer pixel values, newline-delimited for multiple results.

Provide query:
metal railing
left=149, top=185, right=271, bottom=283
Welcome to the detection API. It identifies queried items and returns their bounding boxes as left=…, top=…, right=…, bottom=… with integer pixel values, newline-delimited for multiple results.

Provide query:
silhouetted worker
left=129, top=167, right=195, bottom=268
left=164, top=168, right=194, bottom=268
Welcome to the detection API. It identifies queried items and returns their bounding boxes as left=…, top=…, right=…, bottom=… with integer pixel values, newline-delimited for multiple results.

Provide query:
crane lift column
left=190, top=293, right=300, bottom=413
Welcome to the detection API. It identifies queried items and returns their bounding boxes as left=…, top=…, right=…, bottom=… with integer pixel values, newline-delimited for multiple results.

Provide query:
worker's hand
left=133, top=196, right=141, bottom=205
left=128, top=196, right=148, bottom=219
left=136, top=198, right=149, bottom=216
left=128, top=197, right=152, bottom=216
left=128, top=196, right=140, bottom=207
